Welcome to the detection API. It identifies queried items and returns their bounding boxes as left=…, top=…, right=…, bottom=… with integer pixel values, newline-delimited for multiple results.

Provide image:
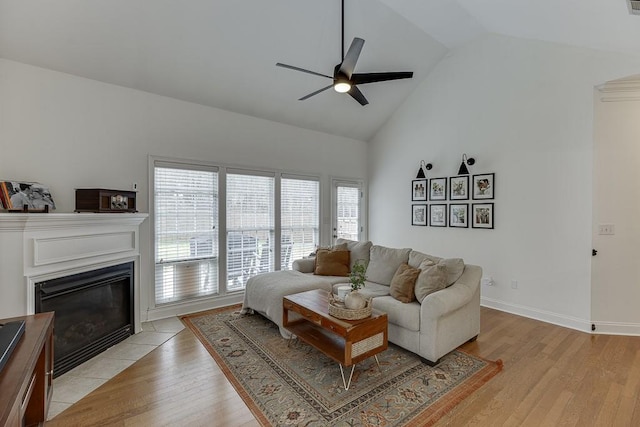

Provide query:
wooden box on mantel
left=75, top=188, right=137, bottom=213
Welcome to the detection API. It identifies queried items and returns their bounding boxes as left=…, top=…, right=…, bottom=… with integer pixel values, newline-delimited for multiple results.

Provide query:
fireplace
left=35, top=262, right=134, bottom=377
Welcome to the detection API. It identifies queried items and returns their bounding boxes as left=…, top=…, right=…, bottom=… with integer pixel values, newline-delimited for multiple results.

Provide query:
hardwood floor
left=49, top=307, right=640, bottom=426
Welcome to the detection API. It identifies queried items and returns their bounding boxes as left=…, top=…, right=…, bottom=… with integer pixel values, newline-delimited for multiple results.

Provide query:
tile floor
left=47, top=316, right=185, bottom=420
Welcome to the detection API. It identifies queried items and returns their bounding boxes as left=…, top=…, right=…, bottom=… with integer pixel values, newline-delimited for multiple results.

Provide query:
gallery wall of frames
left=411, top=173, right=494, bottom=229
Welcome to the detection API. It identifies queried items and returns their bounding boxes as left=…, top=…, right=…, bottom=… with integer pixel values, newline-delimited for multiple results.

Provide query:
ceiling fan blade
left=348, top=85, right=369, bottom=106
left=299, top=84, right=334, bottom=101
left=276, top=63, right=333, bottom=79
left=351, top=72, right=414, bottom=85
left=338, top=37, right=365, bottom=78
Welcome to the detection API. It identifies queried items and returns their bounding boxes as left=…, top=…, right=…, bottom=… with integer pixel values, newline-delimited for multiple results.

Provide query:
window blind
left=226, top=173, right=274, bottom=291
left=154, top=166, right=218, bottom=305
left=281, top=177, right=319, bottom=269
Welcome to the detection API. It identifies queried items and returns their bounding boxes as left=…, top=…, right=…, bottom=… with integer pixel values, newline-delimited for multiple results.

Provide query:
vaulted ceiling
left=1, top=0, right=639, bottom=141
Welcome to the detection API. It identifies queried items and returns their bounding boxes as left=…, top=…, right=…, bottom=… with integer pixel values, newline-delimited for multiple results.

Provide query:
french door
left=332, top=179, right=364, bottom=242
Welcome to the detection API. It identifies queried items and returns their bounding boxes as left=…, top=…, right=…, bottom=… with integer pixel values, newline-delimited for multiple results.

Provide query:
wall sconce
left=457, top=154, right=475, bottom=175
left=416, top=160, right=433, bottom=179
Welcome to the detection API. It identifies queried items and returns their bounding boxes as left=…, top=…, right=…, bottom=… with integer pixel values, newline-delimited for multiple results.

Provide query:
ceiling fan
left=276, top=0, right=413, bottom=106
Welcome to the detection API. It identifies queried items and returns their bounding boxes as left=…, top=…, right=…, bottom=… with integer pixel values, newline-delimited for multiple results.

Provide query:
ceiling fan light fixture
left=334, top=81, right=351, bottom=93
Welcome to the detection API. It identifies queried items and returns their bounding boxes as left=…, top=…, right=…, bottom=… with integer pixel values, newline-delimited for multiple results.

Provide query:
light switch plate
left=598, top=224, right=615, bottom=235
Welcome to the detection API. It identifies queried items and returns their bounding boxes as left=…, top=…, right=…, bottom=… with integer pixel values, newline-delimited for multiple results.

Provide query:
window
left=152, top=157, right=330, bottom=308
left=154, top=164, right=218, bottom=305
left=334, top=182, right=362, bottom=241
left=281, top=176, right=319, bottom=269
left=226, top=171, right=274, bottom=291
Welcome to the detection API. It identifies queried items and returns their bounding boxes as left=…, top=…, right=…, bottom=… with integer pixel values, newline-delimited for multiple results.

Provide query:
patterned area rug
left=182, top=306, right=502, bottom=427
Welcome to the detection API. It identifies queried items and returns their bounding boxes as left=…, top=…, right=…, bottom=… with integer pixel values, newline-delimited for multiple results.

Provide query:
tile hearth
left=47, top=317, right=185, bottom=420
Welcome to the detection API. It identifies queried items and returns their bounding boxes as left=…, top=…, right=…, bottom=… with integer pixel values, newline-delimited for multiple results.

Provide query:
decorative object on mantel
left=0, top=181, right=56, bottom=213
left=457, top=153, right=475, bottom=175
left=75, top=188, right=137, bottom=213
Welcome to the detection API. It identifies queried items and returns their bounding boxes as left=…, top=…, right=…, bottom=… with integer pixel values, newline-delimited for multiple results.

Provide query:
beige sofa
left=242, top=238, right=481, bottom=365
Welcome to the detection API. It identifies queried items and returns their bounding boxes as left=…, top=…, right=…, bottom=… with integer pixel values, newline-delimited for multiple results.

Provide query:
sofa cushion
left=292, top=257, right=315, bottom=273
left=389, top=263, right=420, bottom=303
left=314, top=249, right=350, bottom=276
left=415, top=260, right=448, bottom=303
left=371, top=296, right=421, bottom=332
left=304, top=273, right=351, bottom=285
left=332, top=281, right=391, bottom=299
left=409, top=250, right=465, bottom=286
left=335, top=238, right=373, bottom=271
left=366, top=245, right=411, bottom=286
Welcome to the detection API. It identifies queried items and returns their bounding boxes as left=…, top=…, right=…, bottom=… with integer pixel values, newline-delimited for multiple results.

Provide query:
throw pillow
left=414, top=260, right=448, bottom=303
left=335, top=238, right=373, bottom=271
left=365, top=245, right=412, bottom=286
left=314, top=248, right=350, bottom=276
left=408, top=251, right=464, bottom=287
left=310, top=242, right=348, bottom=257
left=441, top=258, right=465, bottom=286
left=389, top=263, right=420, bottom=303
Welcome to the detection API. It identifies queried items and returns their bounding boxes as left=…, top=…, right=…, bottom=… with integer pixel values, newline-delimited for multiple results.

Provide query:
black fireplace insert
left=35, top=262, right=134, bottom=377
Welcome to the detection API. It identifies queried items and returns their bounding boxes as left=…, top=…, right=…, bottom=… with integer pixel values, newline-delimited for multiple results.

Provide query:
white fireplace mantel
left=0, top=213, right=147, bottom=330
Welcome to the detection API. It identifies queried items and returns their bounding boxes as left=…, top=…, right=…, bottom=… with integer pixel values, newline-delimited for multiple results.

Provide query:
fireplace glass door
left=35, top=262, right=134, bottom=377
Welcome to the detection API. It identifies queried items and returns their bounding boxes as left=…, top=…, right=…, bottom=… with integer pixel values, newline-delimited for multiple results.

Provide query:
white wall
left=368, top=34, right=640, bottom=331
left=592, top=82, right=640, bottom=334
left=0, top=59, right=368, bottom=320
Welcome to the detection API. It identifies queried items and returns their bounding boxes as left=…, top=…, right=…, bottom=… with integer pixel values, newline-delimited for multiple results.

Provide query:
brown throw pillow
left=414, top=260, right=448, bottom=303
left=314, top=249, right=350, bottom=276
left=389, top=263, right=420, bottom=303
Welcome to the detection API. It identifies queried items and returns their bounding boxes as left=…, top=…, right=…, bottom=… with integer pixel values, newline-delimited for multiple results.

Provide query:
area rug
left=182, top=306, right=502, bottom=427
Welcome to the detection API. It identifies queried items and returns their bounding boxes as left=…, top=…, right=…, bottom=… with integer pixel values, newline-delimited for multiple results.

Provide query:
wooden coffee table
left=283, top=288, right=388, bottom=390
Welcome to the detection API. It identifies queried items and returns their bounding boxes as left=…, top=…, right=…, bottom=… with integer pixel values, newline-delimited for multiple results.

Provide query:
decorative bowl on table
left=328, top=293, right=372, bottom=320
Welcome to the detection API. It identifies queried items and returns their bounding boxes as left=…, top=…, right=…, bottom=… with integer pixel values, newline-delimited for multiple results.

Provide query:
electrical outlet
left=511, top=280, right=518, bottom=289
left=598, top=224, right=615, bottom=235
left=132, top=183, right=138, bottom=191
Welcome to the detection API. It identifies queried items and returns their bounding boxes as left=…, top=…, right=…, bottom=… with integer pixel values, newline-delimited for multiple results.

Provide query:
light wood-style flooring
left=48, top=307, right=640, bottom=426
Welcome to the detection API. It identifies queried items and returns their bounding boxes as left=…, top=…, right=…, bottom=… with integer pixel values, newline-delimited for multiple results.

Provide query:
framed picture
left=429, top=177, right=447, bottom=201
left=472, top=173, right=495, bottom=200
left=0, top=181, right=56, bottom=211
left=449, top=204, right=469, bottom=228
left=449, top=176, right=469, bottom=200
left=412, top=204, right=428, bottom=226
left=472, top=203, right=494, bottom=229
left=429, top=204, right=447, bottom=227
left=412, top=179, right=427, bottom=201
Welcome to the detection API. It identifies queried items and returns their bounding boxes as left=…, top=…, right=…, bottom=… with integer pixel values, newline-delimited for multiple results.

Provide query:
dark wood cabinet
left=0, top=312, right=54, bottom=427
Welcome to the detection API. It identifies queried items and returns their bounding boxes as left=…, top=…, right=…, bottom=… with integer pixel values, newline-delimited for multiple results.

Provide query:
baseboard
left=144, top=293, right=244, bottom=323
left=588, top=321, right=640, bottom=336
left=481, top=297, right=591, bottom=333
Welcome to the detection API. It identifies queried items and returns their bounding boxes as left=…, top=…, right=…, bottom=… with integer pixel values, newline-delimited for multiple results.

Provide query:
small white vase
left=344, top=290, right=367, bottom=310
